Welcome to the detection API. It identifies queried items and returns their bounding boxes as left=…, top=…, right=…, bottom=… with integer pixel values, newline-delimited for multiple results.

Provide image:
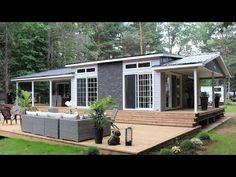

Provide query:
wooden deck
left=36, top=106, right=226, bottom=128
left=0, top=122, right=201, bottom=155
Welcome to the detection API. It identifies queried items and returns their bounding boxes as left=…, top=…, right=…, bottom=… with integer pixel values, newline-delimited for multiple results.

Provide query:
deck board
left=0, top=122, right=200, bottom=155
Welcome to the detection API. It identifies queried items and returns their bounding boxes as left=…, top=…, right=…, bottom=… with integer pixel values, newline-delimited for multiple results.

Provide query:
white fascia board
left=65, top=54, right=182, bottom=68
left=152, top=63, right=203, bottom=70
left=218, top=56, right=231, bottom=78
left=11, top=74, right=74, bottom=82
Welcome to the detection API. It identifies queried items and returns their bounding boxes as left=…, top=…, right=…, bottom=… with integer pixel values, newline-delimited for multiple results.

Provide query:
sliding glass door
left=165, top=74, right=182, bottom=110
left=125, top=74, right=153, bottom=109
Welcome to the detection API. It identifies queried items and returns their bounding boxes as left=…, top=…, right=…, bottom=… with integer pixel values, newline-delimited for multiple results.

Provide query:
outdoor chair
left=107, top=108, right=119, bottom=130
left=0, top=104, right=17, bottom=125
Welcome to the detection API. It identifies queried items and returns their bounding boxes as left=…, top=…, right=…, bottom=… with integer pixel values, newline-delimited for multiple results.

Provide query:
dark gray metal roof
left=161, top=52, right=220, bottom=66
left=13, top=68, right=75, bottom=80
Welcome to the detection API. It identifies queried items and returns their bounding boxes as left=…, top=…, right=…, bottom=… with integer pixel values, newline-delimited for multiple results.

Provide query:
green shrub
left=180, top=140, right=194, bottom=150
left=87, top=146, right=100, bottom=155
left=200, top=92, right=209, bottom=97
left=225, top=99, right=233, bottom=105
left=159, top=148, right=173, bottom=155
left=190, top=138, right=203, bottom=146
left=171, top=146, right=181, bottom=154
left=196, top=132, right=210, bottom=140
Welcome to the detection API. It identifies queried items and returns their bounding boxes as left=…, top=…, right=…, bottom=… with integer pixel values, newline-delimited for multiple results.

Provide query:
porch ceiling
left=167, top=66, right=224, bottom=79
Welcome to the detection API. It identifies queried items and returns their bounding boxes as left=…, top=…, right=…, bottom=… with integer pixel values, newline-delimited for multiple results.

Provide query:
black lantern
left=125, top=127, right=133, bottom=146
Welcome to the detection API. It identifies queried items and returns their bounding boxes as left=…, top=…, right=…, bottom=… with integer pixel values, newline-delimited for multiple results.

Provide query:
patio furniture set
left=21, top=111, right=111, bottom=142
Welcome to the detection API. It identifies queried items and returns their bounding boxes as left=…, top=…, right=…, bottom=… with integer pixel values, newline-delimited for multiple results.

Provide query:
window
left=138, top=62, right=150, bottom=68
left=214, top=88, right=221, bottom=92
left=77, top=69, right=85, bottom=73
left=88, top=78, right=97, bottom=106
left=125, top=64, right=137, bottom=69
left=138, top=74, right=152, bottom=108
left=86, top=68, right=95, bottom=72
left=77, top=77, right=97, bottom=107
left=77, top=67, right=96, bottom=74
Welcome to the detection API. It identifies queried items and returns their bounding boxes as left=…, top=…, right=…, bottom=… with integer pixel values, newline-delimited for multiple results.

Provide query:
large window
left=77, top=77, right=97, bottom=107
left=88, top=78, right=97, bottom=106
left=125, top=73, right=153, bottom=109
left=138, top=74, right=152, bottom=108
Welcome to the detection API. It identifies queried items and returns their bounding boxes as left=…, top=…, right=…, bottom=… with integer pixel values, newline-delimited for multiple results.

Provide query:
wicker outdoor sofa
left=21, top=111, right=111, bottom=142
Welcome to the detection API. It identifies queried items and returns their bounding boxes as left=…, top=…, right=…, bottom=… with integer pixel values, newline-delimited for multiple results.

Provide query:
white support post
left=228, top=78, right=230, bottom=99
left=197, top=78, right=201, bottom=105
left=212, top=72, right=215, bottom=108
left=16, top=82, right=19, bottom=105
left=194, top=68, right=198, bottom=113
left=32, top=81, right=34, bottom=107
left=49, top=80, right=52, bottom=107
left=223, top=78, right=226, bottom=103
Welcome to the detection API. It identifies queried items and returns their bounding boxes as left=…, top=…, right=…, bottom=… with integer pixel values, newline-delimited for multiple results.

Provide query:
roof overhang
left=153, top=54, right=231, bottom=78
left=66, top=53, right=182, bottom=68
left=11, top=74, right=74, bottom=82
left=152, top=63, right=203, bottom=70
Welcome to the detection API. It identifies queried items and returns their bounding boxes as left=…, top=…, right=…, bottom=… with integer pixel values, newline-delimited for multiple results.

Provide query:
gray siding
left=205, top=60, right=224, bottom=75
left=160, top=72, right=166, bottom=111
left=97, top=62, right=123, bottom=109
left=153, top=71, right=161, bottom=111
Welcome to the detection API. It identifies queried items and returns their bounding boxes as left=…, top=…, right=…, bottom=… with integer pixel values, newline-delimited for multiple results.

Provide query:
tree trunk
left=3, top=23, right=11, bottom=97
left=47, top=25, right=53, bottom=69
left=139, top=22, right=144, bottom=55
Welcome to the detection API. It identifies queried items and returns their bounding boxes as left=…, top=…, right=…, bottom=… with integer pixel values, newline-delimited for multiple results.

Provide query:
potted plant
left=88, top=97, right=117, bottom=144
left=200, top=92, right=209, bottom=110
left=214, top=93, right=221, bottom=108
left=17, top=90, right=36, bottom=114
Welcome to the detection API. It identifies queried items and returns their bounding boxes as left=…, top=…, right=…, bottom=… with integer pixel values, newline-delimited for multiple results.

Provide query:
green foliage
left=180, top=140, right=194, bottom=150
left=226, top=104, right=236, bottom=112
left=159, top=148, right=173, bottom=155
left=200, top=92, right=209, bottom=97
left=1, top=22, right=236, bottom=97
left=86, top=146, right=100, bottom=155
left=17, top=90, right=33, bottom=113
left=196, top=132, right=211, bottom=140
left=215, top=93, right=221, bottom=97
left=171, top=146, right=181, bottom=154
left=225, top=99, right=233, bottom=105
left=88, top=97, right=117, bottom=129
left=190, top=138, right=203, bottom=146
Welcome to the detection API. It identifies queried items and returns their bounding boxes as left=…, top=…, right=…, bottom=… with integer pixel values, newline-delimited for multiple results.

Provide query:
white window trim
left=76, top=65, right=97, bottom=75
left=137, top=61, right=151, bottom=68
left=124, top=61, right=151, bottom=71
left=124, top=62, right=137, bottom=70
left=76, top=76, right=98, bottom=108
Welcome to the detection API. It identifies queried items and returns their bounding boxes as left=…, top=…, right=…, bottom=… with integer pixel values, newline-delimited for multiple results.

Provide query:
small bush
left=190, top=138, right=203, bottom=146
left=171, top=146, right=181, bottom=154
left=196, top=132, right=210, bottom=141
left=225, top=99, right=233, bottom=105
left=159, top=148, right=173, bottom=155
left=180, top=140, right=194, bottom=150
left=87, top=146, right=100, bottom=155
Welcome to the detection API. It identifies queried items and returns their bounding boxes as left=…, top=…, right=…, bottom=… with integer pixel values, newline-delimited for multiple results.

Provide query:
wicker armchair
left=0, top=104, right=17, bottom=125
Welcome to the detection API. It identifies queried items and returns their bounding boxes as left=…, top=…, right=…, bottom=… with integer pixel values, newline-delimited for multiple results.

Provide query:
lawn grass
left=203, top=132, right=236, bottom=155
left=225, top=104, right=236, bottom=113
left=200, top=111, right=236, bottom=155
left=0, top=137, right=90, bottom=155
